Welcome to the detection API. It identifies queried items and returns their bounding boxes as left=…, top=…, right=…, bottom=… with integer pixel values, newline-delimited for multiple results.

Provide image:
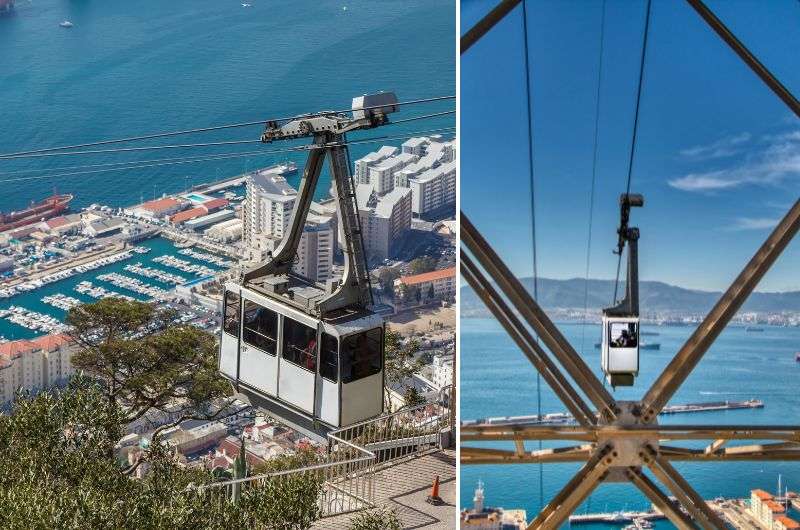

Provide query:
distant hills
left=460, top=277, right=800, bottom=316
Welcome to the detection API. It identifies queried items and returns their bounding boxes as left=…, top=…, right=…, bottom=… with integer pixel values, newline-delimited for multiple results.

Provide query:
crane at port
left=460, top=1, right=800, bottom=529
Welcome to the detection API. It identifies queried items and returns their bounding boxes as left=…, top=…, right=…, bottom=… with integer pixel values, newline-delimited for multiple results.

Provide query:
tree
left=349, top=506, right=402, bottom=530
left=402, top=386, right=426, bottom=409
left=383, top=330, right=424, bottom=413
left=408, top=256, right=436, bottom=275
left=66, top=298, right=236, bottom=472
left=427, top=283, right=435, bottom=302
left=377, top=267, right=400, bottom=298
left=0, top=379, right=325, bottom=529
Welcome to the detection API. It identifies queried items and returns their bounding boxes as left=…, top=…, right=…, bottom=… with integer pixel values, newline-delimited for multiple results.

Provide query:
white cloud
left=728, top=217, right=780, bottom=231
left=669, top=129, right=800, bottom=192
left=679, top=132, right=751, bottom=160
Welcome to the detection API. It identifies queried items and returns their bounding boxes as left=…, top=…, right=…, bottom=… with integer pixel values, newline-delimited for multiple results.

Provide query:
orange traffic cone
left=426, top=475, right=444, bottom=505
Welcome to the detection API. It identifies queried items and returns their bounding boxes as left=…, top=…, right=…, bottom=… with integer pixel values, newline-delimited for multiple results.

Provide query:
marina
left=177, top=248, right=234, bottom=268
left=124, top=263, right=187, bottom=285
left=41, top=294, right=81, bottom=311
left=1, top=306, right=68, bottom=334
left=153, top=254, right=218, bottom=277
left=75, top=281, right=135, bottom=302
left=96, top=272, right=168, bottom=299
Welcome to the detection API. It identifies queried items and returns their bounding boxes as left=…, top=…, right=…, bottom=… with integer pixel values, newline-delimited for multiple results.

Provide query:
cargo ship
left=0, top=194, right=74, bottom=233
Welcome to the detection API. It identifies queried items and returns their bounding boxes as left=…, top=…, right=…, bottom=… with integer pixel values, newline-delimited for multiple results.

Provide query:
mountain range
left=460, top=277, right=800, bottom=316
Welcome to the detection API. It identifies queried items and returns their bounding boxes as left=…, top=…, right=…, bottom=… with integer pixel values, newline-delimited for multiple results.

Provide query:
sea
left=0, top=0, right=454, bottom=337
left=0, top=0, right=455, bottom=210
left=461, top=318, right=800, bottom=528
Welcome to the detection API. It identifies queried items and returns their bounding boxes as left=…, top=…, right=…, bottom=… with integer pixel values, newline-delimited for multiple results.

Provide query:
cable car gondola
left=219, top=93, right=399, bottom=439
left=601, top=193, right=644, bottom=387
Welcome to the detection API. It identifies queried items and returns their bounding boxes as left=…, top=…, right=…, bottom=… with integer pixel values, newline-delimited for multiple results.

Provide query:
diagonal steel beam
left=462, top=252, right=597, bottom=425
left=641, top=199, right=800, bottom=421
left=461, top=0, right=523, bottom=55
left=527, top=445, right=613, bottom=530
left=462, top=213, right=618, bottom=419
left=685, top=0, right=800, bottom=119
left=627, top=467, right=697, bottom=530
left=645, top=447, right=727, bottom=530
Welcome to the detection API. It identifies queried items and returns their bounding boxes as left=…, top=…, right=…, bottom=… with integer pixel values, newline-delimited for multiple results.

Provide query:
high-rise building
left=367, top=152, right=418, bottom=194
left=0, top=334, right=75, bottom=405
left=355, top=184, right=412, bottom=262
left=243, top=166, right=336, bottom=281
left=353, top=146, right=398, bottom=185
left=410, top=160, right=456, bottom=216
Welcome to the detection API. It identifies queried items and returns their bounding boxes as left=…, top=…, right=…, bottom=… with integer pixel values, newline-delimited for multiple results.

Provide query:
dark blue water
left=461, top=318, right=800, bottom=528
left=0, top=0, right=455, bottom=210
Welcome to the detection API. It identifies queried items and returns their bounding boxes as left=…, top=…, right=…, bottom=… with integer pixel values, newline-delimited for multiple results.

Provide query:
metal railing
left=196, top=401, right=451, bottom=519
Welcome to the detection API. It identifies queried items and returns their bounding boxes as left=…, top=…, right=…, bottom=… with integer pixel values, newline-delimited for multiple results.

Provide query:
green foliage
left=0, top=381, right=325, bottom=529
left=348, top=506, right=402, bottom=530
left=408, top=256, right=437, bottom=275
left=66, top=298, right=232, bottom=426
left=384, top=330, right=424, bottom=413
left=402, top=386, right=426, bottom=409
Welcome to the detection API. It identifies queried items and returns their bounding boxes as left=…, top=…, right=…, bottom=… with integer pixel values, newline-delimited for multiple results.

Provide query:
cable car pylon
left=219, top=93, right=401, bottom=440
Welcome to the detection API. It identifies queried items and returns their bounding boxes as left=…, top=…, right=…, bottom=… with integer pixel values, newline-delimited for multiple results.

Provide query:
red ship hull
left=0, top=194, right=74, bottom=233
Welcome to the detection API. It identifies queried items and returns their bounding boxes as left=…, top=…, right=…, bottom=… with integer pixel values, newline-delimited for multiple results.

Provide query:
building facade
left=355, top=184, right=412, bottom=262
left=394, top=266, right=456, bottom=306
left=410, top=160, right=456, bottom=216
left=0, top=334, right=75, bottom=405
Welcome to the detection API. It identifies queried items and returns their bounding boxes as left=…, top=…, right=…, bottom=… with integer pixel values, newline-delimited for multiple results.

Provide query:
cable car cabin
left=219, top=282, right=385, bottom=438
left=600, top=316, right=639, bottom=387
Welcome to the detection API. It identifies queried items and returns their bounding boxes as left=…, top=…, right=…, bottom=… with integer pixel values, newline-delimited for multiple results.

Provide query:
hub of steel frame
left=461, top=0, right=800, bottom=527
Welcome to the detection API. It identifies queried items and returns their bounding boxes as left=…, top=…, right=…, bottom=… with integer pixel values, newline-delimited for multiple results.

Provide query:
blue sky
left=461, top=0, right=800, bottom=292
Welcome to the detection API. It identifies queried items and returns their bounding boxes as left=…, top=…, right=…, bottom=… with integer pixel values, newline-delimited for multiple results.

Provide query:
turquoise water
left=460, top=318, right=800, bottom=528
left=0, top=0, right=455, bottom=210
left=0, top=237, right=221, bottom=340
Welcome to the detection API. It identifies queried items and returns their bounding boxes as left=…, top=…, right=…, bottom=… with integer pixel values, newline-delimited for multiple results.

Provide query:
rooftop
left=399, top=267, right=456, bottom=286
left=171, top=207, right=207, bottom=224
left=753, top=489, right=774, bottom=501
left=138, top=197, right=182, bottom=213
left=777, top=516, right=800, bottom=529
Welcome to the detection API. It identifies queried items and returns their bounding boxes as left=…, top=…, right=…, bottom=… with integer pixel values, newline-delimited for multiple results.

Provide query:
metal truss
left=461, top=0, right=800, bottom=527
left=461, top=199, right=800, bottom=529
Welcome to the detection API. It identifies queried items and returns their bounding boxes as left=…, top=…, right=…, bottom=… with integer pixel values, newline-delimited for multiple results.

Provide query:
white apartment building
left=355, top=184, right=412, bottom=262
left=354, top=146, right=398, bottom=185
left=394, top=266, right=456, bottom=306
left=432, top=353, right=454, bottom=391
left=367, top=152, right=417, bottom=194
left=410, top=160, right=456, bottom=216
left=0, top=334, right=75, bottom=405
left=243, top=167, right=336, bottom=281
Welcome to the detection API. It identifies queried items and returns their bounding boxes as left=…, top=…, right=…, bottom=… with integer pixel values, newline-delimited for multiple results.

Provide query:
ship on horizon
left=0, top=194, right=74, bottom=233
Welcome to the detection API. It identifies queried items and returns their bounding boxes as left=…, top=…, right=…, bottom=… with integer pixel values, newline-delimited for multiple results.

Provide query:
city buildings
left=410, top=160, right=456, bottom=216
left=355, top=184, right=412, bottom=261
left=354, top=146, right=398, bottom=185
left=394, top=266, right=456, bottom=306
left=129, top=197, right=184, bottom=219
left=432, top=353, right=454, bottom=391
left=0, top=333, right=75, bottom=404
left=750, top=489, right=799, bottom=530
left=243, top=165, right=335, bottom=281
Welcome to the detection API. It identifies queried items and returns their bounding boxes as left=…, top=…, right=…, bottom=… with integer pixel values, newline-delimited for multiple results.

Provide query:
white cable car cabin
left=600, top=193, right=643, bottom=388
left=218, top=93, right=399, bottom=438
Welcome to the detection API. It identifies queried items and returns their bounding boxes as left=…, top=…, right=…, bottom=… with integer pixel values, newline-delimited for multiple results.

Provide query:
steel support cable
left=0, top=110, right=455, bottom=162
left=0, top=126, right=456, bottom=178
left=519, top=0, right=544, bottom=511
left=613, top=0, right=652, bottom=304
left=0, top=127, right=456, bottom=184
left=0, top=95, right=456, bottom=159
left=580, top=0, right=606, bottom=366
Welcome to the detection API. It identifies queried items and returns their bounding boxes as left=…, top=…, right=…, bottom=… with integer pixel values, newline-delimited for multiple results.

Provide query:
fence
left=197, top=401, right=451, bottom=519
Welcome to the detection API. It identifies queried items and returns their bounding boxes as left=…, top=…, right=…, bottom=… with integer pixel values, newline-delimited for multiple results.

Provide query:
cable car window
left=242, top=300, right=278, bottom=355
left=223, top=291, right=240, bottom=337
left=609, top=321, right=638, bottom=348
left=341, top=328, right=383, bottom=384
left=320, top=333, right=338, bottom=382
left=282, top=318, right=317, bottom=372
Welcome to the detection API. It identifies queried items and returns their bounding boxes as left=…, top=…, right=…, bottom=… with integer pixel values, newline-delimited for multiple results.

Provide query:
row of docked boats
left=124, top=263, right=186, bottom=285
left=41, top=294, right=81, bottom=311
left=177, top=248, right=234, bottom=268
left=153, top=254, right=216, bottom=277
left=96, top=272, right=167, bottom=299
left=74, top=281, right=135, bottom=301
left=0, top=306, right=67, bottom=333
left=0, top=247, right=149, bottom=300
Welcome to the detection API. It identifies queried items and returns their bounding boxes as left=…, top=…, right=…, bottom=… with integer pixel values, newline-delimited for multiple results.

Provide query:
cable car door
left=339, top=326, right=384, bottom=426
left=219, top=287, right=241, bottom=380
left=278, top=309, right=318, bottom=415
left=239, top=291, right=280, bottom=397
left=317, top=327, right=340, bottom=427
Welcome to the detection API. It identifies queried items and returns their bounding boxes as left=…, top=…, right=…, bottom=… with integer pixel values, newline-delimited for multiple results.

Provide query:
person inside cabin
left=304, top=337, right=317, bottom=371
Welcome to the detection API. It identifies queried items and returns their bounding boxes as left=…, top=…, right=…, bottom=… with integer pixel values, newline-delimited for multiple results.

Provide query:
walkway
left=315, top=449, right=456, bottom=529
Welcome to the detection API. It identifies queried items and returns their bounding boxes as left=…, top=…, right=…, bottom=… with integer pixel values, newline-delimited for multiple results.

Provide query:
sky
left=461, top=0, right=800, bottom=292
